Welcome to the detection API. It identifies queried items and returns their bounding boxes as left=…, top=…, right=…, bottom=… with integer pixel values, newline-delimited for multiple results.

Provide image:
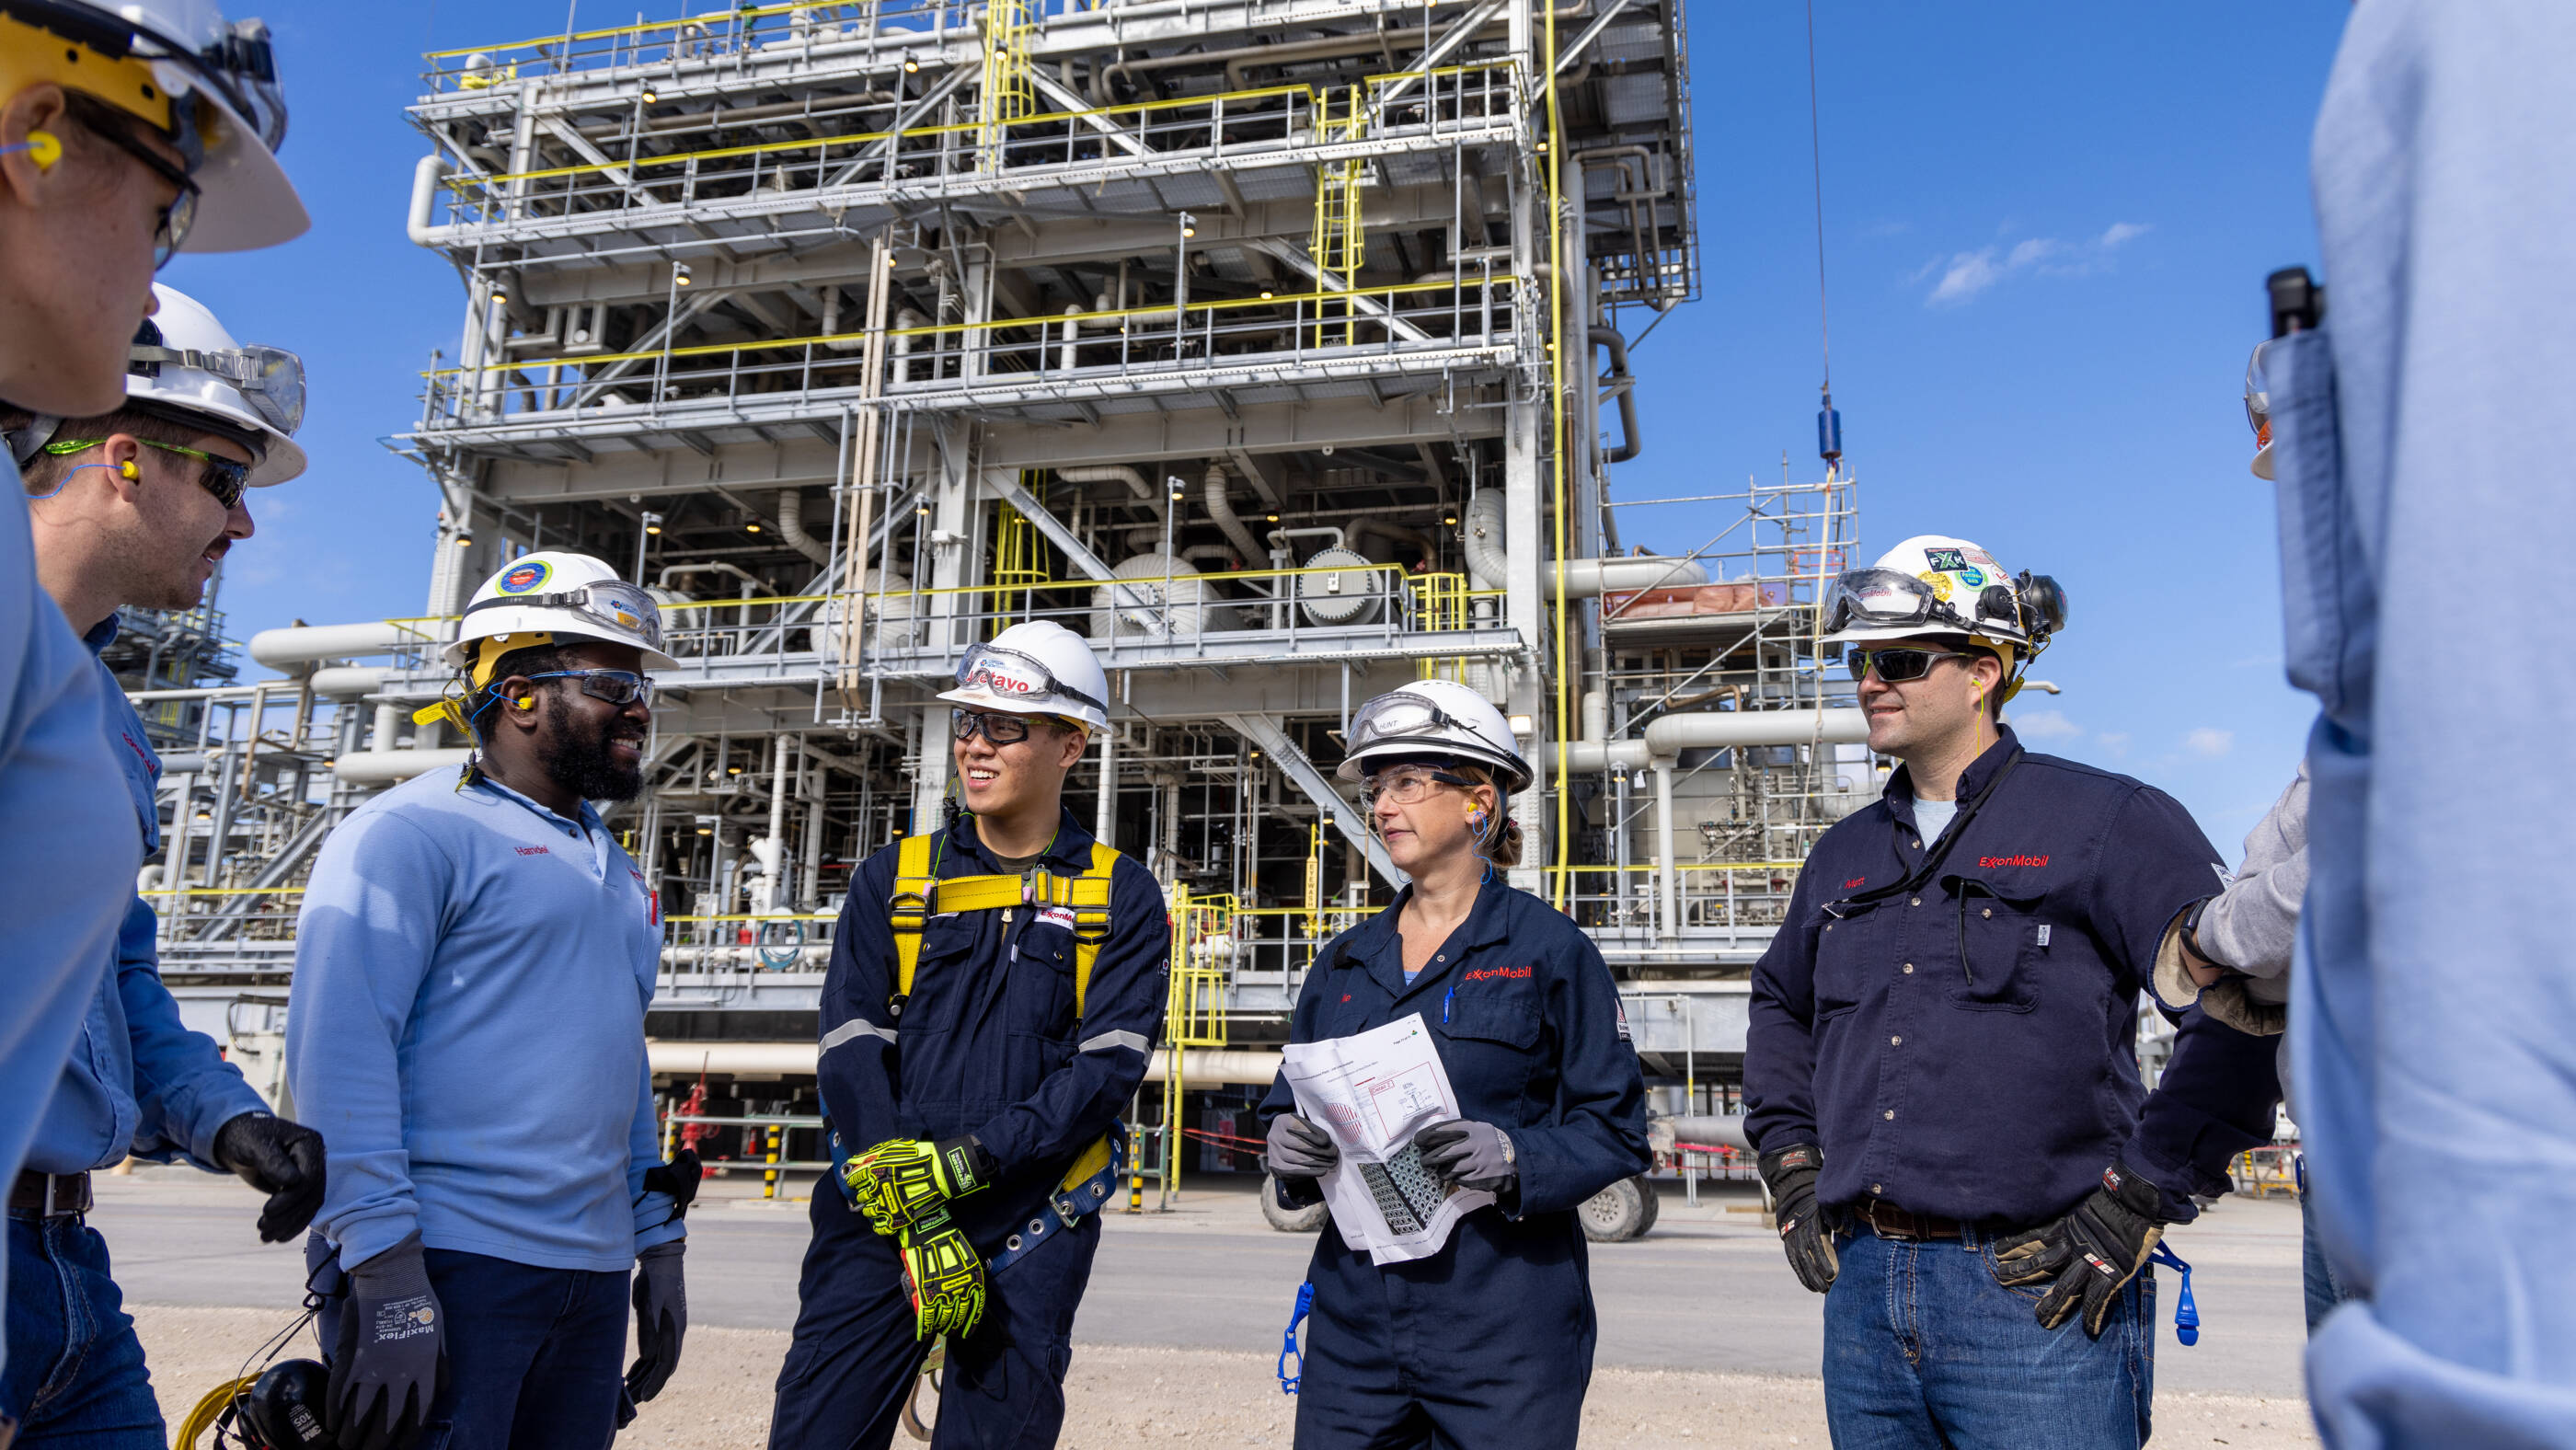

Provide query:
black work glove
left=1412, top=1119, right=1518, bottom=1196
left=327, top=1236, right=446, bottom=1450
left=1756, top=1145, right=1838, bottom=1295
left=214, top=1111, right=328, bottom=1244
left=1990, top=1159, right=2168, bottom=1337
left=1265, top=1114, right=1339, bottom=1180
left=624, top=1240, right=687, bottom=1404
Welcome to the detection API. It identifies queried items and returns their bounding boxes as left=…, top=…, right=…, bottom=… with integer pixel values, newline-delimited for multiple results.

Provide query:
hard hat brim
left=175, top=94, right=309, bottom=253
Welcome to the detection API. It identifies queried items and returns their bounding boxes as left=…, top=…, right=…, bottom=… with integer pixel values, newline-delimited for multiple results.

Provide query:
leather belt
left=7, top=1171, right=93, bottom=1218
left=1854, top=1198, right=1962, bottom=1241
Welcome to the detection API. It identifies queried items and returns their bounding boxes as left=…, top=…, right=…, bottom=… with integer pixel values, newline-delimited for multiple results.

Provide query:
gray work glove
left=328, top=1235, right=446, bottom=1450
left=1265, top=1114, right=1340, bottom=1179
left=214, top=1111, right=328, bottom=1243
left=1757, top=1144, right=1838, bottom=1294
left=624, top=1240, right=688, bottom=1404
left=1412, top=1119, right=1518, bottom=1195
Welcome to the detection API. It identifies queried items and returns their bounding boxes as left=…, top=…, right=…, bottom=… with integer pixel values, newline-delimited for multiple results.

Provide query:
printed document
left=1280, top=1013, right=1492, bottom=1263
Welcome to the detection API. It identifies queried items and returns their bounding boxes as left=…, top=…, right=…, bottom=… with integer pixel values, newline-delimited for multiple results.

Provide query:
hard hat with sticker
left=499, top=560, right=553, bottom=594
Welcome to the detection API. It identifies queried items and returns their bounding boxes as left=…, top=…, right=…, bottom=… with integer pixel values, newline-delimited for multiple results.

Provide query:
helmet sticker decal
left=1922, top=547, right=1967, bottom=572
left=1957, top=565, right=1986, bottom=588
left=1917, top=570, right=1954, bottom=602
left=498, top=560, right=552, bottom=594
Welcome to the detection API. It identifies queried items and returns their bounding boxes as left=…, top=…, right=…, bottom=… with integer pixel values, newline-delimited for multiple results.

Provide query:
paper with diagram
left=1279, top=1012, right=1493, bottom=1263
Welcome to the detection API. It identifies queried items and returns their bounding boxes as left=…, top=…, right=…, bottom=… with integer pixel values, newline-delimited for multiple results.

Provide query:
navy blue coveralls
left=771, top=809, right=1168, bottom=1450
left=1258, top=877, right=1650, bottom=1450
left=1744, top=726, right=2281, bottom=1227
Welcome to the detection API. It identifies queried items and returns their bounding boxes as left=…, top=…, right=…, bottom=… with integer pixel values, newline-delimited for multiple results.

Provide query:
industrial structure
left=136, top=0, right=1891, bottom=1202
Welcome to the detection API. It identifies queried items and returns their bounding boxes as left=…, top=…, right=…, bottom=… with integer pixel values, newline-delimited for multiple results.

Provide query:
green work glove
left=842, top=1135, right=996, bottom=1237
left=1990, top=1159, right=2168, bottom=1337
left=897, top=1212, right=986, bottom=1341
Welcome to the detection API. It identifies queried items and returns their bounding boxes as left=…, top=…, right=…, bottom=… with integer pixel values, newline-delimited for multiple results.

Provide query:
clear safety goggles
left=1345, top=693, right=1484, bottom=757
left=2244, top=340, right=2271, bottom=442
left=464, top=581, right=666, bottom=653
left=952, top=642, right=1106, bottom=716
left=1359, top=765, right=1474, bottom=808
left=1820, top=568, right=1976, bottom=637
left=131, top=327, right=305, bottom=434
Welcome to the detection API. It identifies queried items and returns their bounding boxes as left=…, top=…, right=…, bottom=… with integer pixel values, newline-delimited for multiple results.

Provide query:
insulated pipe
left=659, top=561, right=761, bottom=593
left=407, top=155, right=453, bottom=247
left=1647, top=1114, right=1752, bottom=1154
left=1654, top=761, right=1677, bottom=942
left=329, top=748, right=475, bottom=786
left=1590, top=325, right=1642, bottom=464
left=1202, top=463, right=1266, bottom=565
left=1463, top=489, right=1508, bottom=590
left=819, top=286, right=863, bottom=351
left=1556, top=706, right=1871, bottom=770
left=1057, top=465, right=1154, bottom=500
left=306, top=666, right=399, bottom=697
left=1549, top=555, right=1708, bottom=599
left=248, top=622, right=420, bottom=670
left=776, top=489, right=832, bottom=565
left=1096, top=723, right=1117, bottom=847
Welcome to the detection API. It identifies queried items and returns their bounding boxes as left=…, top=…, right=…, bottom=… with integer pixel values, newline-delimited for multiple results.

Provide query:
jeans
left=316, top=1248, right=628, bottom=1450
left=1821, top=1226, right=2155, bottom=1450
left=0, top=1215, right=163, bottom=1449
left=2298, top=1187, right=2351, bottom=1335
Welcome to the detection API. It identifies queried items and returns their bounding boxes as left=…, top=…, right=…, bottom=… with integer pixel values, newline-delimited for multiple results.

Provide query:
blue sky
left=162, top=0, right=2355, bottom=850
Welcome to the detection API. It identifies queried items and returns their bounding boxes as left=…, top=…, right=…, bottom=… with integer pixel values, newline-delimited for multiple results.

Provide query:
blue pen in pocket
left=1443, top=983, right=1456, bottom=1024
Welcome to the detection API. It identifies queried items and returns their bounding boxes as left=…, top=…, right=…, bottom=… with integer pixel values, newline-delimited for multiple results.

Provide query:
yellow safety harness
left=880, top=831, right=1124, bottom=1261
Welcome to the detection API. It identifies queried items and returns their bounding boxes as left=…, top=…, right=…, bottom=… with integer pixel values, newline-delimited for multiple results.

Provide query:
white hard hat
left=0, top=0, right=308, bottom=252
left=937, top=620, right=1110, bottom=731
left=1820, top=535, right=2065, bottom=660
left=444, top=551, right=677, bottom=674
left=1336, top=678, right=1532, bottom=795
left=120, top=283, right=304, bottom=484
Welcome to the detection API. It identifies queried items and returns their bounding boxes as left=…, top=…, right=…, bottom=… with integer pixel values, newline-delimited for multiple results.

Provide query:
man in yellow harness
left=770, top=621, right=1169, bottom=1450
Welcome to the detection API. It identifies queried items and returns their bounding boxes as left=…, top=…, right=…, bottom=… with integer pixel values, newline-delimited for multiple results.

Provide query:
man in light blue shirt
left=290, top=551, right=691, bottom=1450
left=2283, top=3, right=2576, bottom=1444
left=6, top=285, right=328, bottom=1447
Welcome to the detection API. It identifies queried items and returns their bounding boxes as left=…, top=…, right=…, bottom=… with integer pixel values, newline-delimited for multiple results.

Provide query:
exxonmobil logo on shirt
left=514, top=845, right=551, bottom=857
left=1978, top=853, right=2049, bottom=869
left=1462, top=965, right=1532, bottom=982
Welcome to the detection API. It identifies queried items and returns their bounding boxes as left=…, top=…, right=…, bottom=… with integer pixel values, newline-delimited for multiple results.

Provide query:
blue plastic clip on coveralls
left=772, top=808, right=1168, bottom=1450
left=1255, top=876, right=1650, bottom=1450
left=2287, top=5, right=2576, bottom=1442
left=0, top=466, right=138, bottom=1395
left=1743, top=726, right=2281, bottom=1448
left=288, top=767, right=682, bottom=1445
left=6, top=615, right=270, bottom=1443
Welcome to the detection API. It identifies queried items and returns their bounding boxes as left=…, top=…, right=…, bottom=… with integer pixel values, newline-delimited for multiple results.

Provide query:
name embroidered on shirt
left=1977, top=854, right=2049, bottom=869
left=515, top=845, right=551, bottom=857
left=1843, top=876, right=1868, bottom=890
left=1037, top=905, right=1077, bottom=930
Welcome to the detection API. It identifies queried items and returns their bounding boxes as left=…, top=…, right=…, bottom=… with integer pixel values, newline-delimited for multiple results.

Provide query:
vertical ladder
left=1310, top=85, right=1367, bottom=345
left=979, top=0, right=1037, bottom=173
left=989, top=472, right=1048, bottom=633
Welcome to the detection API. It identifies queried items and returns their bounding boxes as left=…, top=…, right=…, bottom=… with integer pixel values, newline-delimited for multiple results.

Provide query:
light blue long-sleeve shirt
left=286, top=766, right=682, bottom=1273
left=0, top=456, right=142, bottom=1378
left=26, top=615, right=267, bottom=1176
left=2287, top=3, right=2576, bottom=1443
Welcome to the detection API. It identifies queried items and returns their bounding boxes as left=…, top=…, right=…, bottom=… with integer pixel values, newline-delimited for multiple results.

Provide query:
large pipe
left=1463, top=489, right=1508, bottom=590
left=1647, top=1114, right=1750, bottom=1154
left=306, top=666, right=400, bottom=697
left=1550, top=555, right=1708, bottom=599
left=248, top=622, right=421, bottom=670
left=644, top=1041, right=1282, bottom=1086
left=407, top=154, right=452, bottom=247
left=1590, top=325, right=1641, bottom=464
left=1558, top=707, right=1871, bottom=770
left=776, top=489, right=832, bottom=565
left=1058, top=465, right=1154, bottom=501
left=330, top=747, right=475, bottom=786
left=1654, top=762, right=1677, bottom=942
left=1202, top=463, right=1265, bottom=565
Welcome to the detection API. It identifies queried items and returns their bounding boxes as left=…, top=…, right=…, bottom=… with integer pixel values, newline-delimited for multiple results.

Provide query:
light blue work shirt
left=25, top=614, right=266, bottom=1177
left=287, top=766, right=682, bottom=1273
left=2288, top=3, right=2576, bottom=1443
left=0, top=455, right=141, bottom=1377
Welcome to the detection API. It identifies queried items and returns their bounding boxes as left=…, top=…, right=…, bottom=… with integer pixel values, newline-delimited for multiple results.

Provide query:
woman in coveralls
left=1258, top=680, right=1650, bottom=1449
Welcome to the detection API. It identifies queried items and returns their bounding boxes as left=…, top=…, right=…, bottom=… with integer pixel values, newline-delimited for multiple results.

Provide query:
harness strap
left=985, top=1131, right=1122, bottom=1274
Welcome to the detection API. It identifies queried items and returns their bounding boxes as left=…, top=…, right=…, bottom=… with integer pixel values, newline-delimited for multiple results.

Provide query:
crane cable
left=1806, top=0, right=1834, bottom=405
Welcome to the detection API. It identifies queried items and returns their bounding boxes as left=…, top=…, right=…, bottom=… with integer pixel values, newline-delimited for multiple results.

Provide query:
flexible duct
left=776, top=489, right=831, bottom=565
left=330, top=747, right=475, bottom=786
left=1463, top=489, right=1508, bottom=590
left=407, top=154, right=452, bottom=247
left=1202, top=463, right=1265, bottom=565
left=1551, top=555, right=1708, bottom=599
left=248, top=622, right=420, bottom=670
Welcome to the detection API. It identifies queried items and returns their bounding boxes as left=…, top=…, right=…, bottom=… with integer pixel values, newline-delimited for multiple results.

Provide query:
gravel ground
left=138, top=1304, right=2316, bottom=1448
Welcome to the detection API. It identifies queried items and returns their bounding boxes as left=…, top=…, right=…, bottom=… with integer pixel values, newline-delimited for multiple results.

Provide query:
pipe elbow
left=408, top=154, right=453, bottom=247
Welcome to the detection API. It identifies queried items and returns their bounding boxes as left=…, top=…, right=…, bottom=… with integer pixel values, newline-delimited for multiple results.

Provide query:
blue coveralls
left=1256, top=876, right=1650, bottom=1450
left=772, top=809, right=1168, bottom=1450
left=0, top=467, right=139, bottom=1395
left=1744, top=726, right=2282, bottom=1447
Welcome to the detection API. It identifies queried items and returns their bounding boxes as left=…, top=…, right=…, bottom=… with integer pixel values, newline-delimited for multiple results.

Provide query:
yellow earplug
left=516, top=696, right=534, bottom=708
left=119, top=460, right=139, bottom=479
left=21, top=130, right=62, bottom=171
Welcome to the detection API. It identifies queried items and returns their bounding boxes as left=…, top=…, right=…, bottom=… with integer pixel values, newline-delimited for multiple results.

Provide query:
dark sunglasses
left=1845, top=648, right=1977, bottom=684
left=523, top=669, right=657, bottom=708
left=40, top=436, right=247, bottom=509
left=953, top=708, right=1064, bottom=745
left=61, top=92, right=200, bottom=269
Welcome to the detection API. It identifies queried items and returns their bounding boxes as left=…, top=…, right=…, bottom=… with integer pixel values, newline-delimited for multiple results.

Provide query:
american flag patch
left=1614, top=995, right=1633, bottom=1042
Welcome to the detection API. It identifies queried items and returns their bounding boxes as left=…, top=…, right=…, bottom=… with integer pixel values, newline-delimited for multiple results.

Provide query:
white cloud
left=2184, top=727, right=2235, bottom=758
left=1923, top=222, right=2151, bottom=306
left=2095, top=731, right=2132, bottom=758
left=2007, top=708, right=2082, bottom=742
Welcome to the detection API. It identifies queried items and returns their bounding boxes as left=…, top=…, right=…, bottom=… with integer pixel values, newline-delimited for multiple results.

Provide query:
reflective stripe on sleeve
left=1077, top=1029, right=1149, bottom=1055
left=821, top=1018, right=898, bottom=1053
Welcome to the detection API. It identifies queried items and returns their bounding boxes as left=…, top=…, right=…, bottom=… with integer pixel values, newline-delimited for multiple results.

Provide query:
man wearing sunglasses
left=2, top=283, right=329, bottom=1448
left=774, top=620, right=1169, bottom=1450
left=0, top=0, right=305, bottom=1424
left=1742, top=535, right=2280, bottom=1450
left=288, top=551, right=697, bottom=1450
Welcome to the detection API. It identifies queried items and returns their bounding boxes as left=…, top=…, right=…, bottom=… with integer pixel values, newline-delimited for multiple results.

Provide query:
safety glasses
left=1845, top=648, right=1976, bottom=685
left=952, top=642, right=1107, bottom=715
left=40, top=436, right=247, bottom=509
left=1361, top=766, right=1473, bottom=808
left=131, top=321, right=305, bottom=434
left=523, top=669, right=656, bottom=708
left=951, top=708, right=1062, bottom=745
left=59, top=91, right=199, bottom=269
left=464, top=581, right=667, bottom=653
